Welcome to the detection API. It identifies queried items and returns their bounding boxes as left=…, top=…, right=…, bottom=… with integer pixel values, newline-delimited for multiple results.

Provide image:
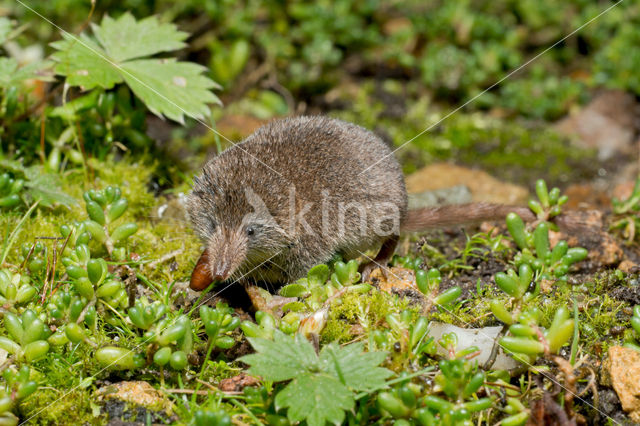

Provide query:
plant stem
left=194, top=340, right=216, bottom=394
left=1, top=200, right=39, bottom=265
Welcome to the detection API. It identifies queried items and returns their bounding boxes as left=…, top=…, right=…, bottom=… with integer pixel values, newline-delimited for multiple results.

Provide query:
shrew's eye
left=247, top=226, right=255, bottom=236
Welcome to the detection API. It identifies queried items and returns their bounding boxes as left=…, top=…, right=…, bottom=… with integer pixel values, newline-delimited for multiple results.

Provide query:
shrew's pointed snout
left=210, top=261, right=230, bottom=283
left=190, top=229, right=247, bottom=291
left=189, top=249, right=232, bottom=291
left=190, top=242, right=241, bottom=291
left=190, top=249, right=213, bottom=290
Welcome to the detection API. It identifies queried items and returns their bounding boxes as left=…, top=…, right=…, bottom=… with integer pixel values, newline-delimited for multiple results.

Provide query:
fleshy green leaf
left=92, top=14, right=188, bottom=62
left=319, top=342, right=392, bottom=392
left=275, top=373, right=353, bottom=426
left=240, top=332, right=319, bottom=382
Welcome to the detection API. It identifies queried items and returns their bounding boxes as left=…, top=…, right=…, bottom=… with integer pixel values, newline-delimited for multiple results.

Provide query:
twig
left=0, top=355, right=15, bottom=372
left=75, top=298, right=96, bottom=324
left=195, top=378, right=217, bottom=391
left=483, top=323, right=509, bottom=370
left=165, top=389, right=210, bottom=395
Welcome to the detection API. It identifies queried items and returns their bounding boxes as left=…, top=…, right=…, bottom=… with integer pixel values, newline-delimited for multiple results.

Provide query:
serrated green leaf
left=0, top=161, right=74, bottom=207
left=121, top=59, right=220, bottom=123
left=275, top=373, right=353, bottom=426
left=0, top=17, right=12, bottom=44
left=92, top=13, right=187, bottom=62
left=51, top=14, right=220, bottom=123
left=24, top=172, right=75, bottom=207
left=0, top=58, right=53, bottom=89
left=240, top=332, right=319, bottom=382
left=0, top=158, right=26, bottom=174
left=320, top=342, right=392, bottom=392
left=51, top=34, right=122, bottom=90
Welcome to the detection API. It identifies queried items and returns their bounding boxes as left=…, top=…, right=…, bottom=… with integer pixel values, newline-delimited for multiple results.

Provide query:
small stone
left=564, top=184, right=611, bottom=210
left=96, top=381, right=174, bottom=421
left=619, top=260, right=638, bottom=274
left=369, top=266, right=417, bottom=294
left=219, top=374, right=260, bottom=392
left=555, top=89, right=639, bottom=161
left=603, top=346, right=640, bottom=422
left=613, top=181, right=636, bottom=202
left=428, top=322, right=519, bottom=370
left=405, top=163, right=529, bottom=205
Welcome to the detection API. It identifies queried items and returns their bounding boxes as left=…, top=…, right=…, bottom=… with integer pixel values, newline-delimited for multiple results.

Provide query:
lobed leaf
left=240, top=331, right=319, bottom=382
left=51, top=34, right=122, bottom=90
left=275, top=373, right=353, bottom=426
left=319, top=342, right=392, bottom=392
left=51, top=14, right=221, bottom=123
left=92, top=13, right=188, bottom=62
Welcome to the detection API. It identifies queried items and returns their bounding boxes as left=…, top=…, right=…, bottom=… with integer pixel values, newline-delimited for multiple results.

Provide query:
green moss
left=19, top=388, right=105, bottom=426
left=0, top=157, right=201, bottom=284
left=322, top=290, right=411, bottom=344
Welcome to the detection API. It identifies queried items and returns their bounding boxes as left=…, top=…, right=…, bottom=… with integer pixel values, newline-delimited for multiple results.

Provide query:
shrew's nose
left=211, top=262, right=230, bottom=283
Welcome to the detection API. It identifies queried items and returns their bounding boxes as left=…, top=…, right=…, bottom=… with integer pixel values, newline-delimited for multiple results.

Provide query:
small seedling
left=241, top=310, right=300, bottom=339
left=81, top=186, right=138, bottom=257
left=624, top=305, right=640, bottom=352
left=0, top=366, right=38, bottom=425
left=527, top=179, right=568, bottom=222
left=200, top=303, right=241, bottom=350
left=415, top=268, right=462, bottom=310
left=0, top=269, right=37, bottom=309
left=611, top=177, right=640, bottom=244
left=499, top=307, right=575, bottom=364
left=0, top=309, right=50, bottom=362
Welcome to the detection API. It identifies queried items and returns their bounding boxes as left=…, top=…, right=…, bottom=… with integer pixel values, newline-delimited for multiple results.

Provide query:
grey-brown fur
left=187, top=116, right=408, bottom=285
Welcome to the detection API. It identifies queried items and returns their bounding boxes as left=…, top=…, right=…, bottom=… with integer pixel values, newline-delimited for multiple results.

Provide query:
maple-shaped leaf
left=24, top=172, right=75, bottom=207
left=92, top=14, right=187, bottom=62
left=275, top=373, right=354, bottom=426
left=0, top=160, right=74, bottom=208
left=320, top=342, right=393, bottom=392
left=241, top=331, right=393, bottom=426
left=121, top=59, right=220, bottom=123
left=241, top=332, right=319, bottom=382
left=51, top=34, right=122, bottom=90
left=51, top=13, right=220, bottom=123
left=0, top=57, right=53, bottom=89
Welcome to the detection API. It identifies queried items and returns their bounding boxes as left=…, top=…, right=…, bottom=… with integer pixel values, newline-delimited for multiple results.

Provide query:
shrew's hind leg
left=359, top=235, right=399, bottom=282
